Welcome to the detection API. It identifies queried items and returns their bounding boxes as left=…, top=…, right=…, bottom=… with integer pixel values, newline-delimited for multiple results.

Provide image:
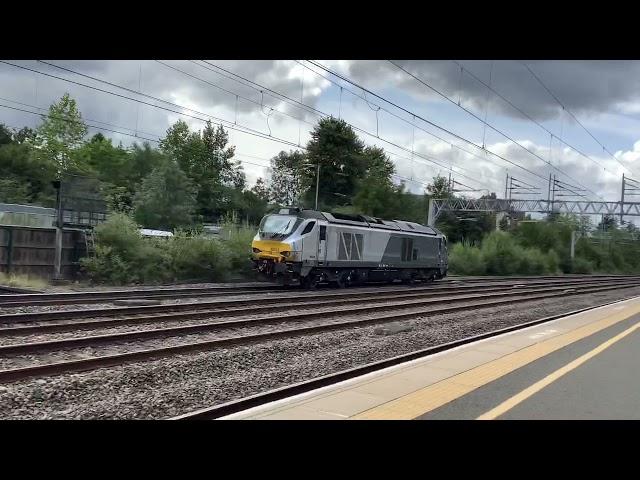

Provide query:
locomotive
left=251, top=207, right=448, bottom=288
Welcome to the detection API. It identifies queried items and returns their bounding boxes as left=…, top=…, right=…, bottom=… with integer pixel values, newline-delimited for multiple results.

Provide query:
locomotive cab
left=251, top=208, right=324, bottom=285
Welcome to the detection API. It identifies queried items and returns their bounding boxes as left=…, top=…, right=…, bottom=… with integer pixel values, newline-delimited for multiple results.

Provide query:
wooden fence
left=0, top=226, right=88, bottom=279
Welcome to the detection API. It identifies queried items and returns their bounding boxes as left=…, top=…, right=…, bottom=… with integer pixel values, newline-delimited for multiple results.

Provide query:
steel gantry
left=427, top=198, right=640, bottom=226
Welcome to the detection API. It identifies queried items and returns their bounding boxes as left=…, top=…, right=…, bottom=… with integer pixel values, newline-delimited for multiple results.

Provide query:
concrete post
left=620, top=173, right=625, bottom=225
left=570, top=230, right=576, bottom=260
left=427, top=198, right=435, bottom=226
left=53, top=181, right=63, bottom=280
left=314, top=163, right=320, bottom=211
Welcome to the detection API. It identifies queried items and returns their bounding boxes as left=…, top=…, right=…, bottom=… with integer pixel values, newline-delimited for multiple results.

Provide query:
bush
left=481, top=231, right=521, bottom=275
left=81, top=214, right=172, bottom=284
left=571, top=257, right=594, bottom=274
left=82, top=214, right=254, bottom=285
left=162, top=231, right=230, bottom=282
left=450, top=231, right=560, bottom=276
left=449, top=242, right=485, bottom=275
left=220, top=223, right=256, bottom=275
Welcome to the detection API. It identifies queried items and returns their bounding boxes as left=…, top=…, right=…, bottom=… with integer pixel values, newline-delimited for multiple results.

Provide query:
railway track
left=1, top=276, right=637, bottom=326
left=171, top=297, right=635, bottom=420
left=0, top=274, right=635, bottom=307
left=0, top=283, right=278, bottom=307
left=0, top=277, right=638, bottom=384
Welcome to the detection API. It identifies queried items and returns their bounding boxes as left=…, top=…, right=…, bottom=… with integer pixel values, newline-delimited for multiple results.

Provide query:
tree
left=13, top=127, right=36, bottom=144
left=352, top=146, right=407, bottom=219
left=303, top=117, right=368, bottom=208
left=0, top=178, right=30, bottom=203
left=159, top=120, right=242, bottom=220
left=0, top=142, right=57, bottom=205
left=129, top=142, right=167, bottom=184
left=0, top=124, right=12, bottom=145
left=133, top=160, right=197, bottom=230
left=426, top=174, right=452, bottom=198
left=597, top=215, right=617, bottom=232
left=73, top=133, right=131, bottom=185
left=251, top=177, right=270, bottom=203
left=267, top=150, right=306, bottom=205
left=426, top=175, right=494, bottom=243
left=34, top=93, right=88, bottom=176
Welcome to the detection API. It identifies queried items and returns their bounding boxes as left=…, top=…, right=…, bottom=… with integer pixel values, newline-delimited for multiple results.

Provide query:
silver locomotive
left=251, top=207, right=448, bottom=287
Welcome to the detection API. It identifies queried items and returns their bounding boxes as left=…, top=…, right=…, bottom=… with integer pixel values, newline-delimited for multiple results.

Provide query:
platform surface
left=221, top=295, right=640, bottom=420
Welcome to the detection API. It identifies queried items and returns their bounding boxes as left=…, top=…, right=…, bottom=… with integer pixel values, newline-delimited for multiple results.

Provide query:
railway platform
left=221, top=295, right=640, bottom=420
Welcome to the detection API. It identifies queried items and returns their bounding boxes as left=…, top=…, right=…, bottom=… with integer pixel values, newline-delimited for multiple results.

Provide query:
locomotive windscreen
left=258, top=214, right=303, bottom=239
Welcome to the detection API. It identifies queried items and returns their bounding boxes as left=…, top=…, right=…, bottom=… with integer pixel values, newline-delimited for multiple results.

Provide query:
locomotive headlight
left=252, top=247, right=262, bottom=253
left=281, top=251, right=291, bottom=257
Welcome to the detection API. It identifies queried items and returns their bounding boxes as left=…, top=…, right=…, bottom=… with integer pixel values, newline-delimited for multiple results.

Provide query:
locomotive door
left=317, top=225, right=327, bottom=264
left=301, top=221, right=319, bottom=263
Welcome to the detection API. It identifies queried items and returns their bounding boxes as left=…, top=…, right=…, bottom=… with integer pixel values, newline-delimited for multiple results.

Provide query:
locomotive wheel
left=302, top=276, right=318, bottom=290
left=335, top=272, right=352, bottom=288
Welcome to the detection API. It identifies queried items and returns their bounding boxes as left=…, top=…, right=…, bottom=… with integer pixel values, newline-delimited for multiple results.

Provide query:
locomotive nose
left=251, top=240, right=292, bottom=261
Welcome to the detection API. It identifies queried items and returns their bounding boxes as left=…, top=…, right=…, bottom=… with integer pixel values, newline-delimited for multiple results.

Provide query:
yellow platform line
left=352, top=301, right=640, bottom=420
left=477, top=320, right=640, bottom=420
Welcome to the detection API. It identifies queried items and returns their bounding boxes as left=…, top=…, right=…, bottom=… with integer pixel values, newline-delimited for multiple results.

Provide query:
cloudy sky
left=2, top=59, right=640, bottom=211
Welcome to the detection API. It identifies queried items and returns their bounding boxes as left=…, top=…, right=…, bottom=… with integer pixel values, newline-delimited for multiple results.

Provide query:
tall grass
left=0, top=272, right=48, bottom=290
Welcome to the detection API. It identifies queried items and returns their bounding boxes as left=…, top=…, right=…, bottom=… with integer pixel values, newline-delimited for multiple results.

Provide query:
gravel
left=0, top=285, right=626, bottom=366
left=1, top=286, right=639, bottom=419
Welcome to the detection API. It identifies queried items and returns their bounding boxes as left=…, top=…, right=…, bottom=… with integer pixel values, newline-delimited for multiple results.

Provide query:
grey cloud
left=0, top=60, right=325, bottom=144
left=346, top=60, right=640, bottom=122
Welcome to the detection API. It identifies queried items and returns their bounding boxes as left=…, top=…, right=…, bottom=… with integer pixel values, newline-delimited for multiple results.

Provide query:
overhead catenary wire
left=2, top=60, right=520, bottom=195
left=0, top=60, right=303, bottom=151
left=24, top=60, right=461, bottom=190
left=520, top=61, right=635, bottom=176
left=385, top=60, right=605, bottom=201
left=296, top=60, right=550, bottom=190
left=0, top=100, right=274, bottom=174
left=191, top=60, right=493, bottom=190
left=451, top=60, right=619, bottom=177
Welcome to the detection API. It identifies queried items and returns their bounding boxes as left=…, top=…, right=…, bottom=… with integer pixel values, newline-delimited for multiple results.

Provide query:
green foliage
left=34, top=93, right=88, bottom=175
left=449, top=231, right=560, bottom=276
left=82, top=214, right=256, bottom=285
left=448, top=242, right=485, bottom=275
left=163, top=231, right=230, bottom=281
left=0, top=178, right=30, bottom=204
left=80, top=214, right=171, bottom=284
left=303, top=117, right=368, bottom=208
left=159, top=120, right=243, bottom=221
left=426, top=174, right=452, bottom=198
left=570, top=257, right=594, bottom=274
left=267, top=150, right=306, bottom=205
left=220, top=221, right=256, bottom=275
left=133, top=160, right=197, bottom=230
left=0, top=142, right=57, bottom=205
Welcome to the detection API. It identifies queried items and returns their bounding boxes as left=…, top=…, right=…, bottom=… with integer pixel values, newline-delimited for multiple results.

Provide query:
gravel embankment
left=0, top=287, right=638, bottom=419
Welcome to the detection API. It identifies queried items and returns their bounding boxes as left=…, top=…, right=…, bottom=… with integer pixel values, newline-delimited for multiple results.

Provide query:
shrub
left=571, top=257, right=594, bottom=274
left=81, top=214, right=252, bottom=285
left=162, top=231, right=230, bottom=282
left=82, top=214, right=171, bottom=284
left=220, top=223, right=255, bottom=275
left=449, top=242, right=485, bottom=275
